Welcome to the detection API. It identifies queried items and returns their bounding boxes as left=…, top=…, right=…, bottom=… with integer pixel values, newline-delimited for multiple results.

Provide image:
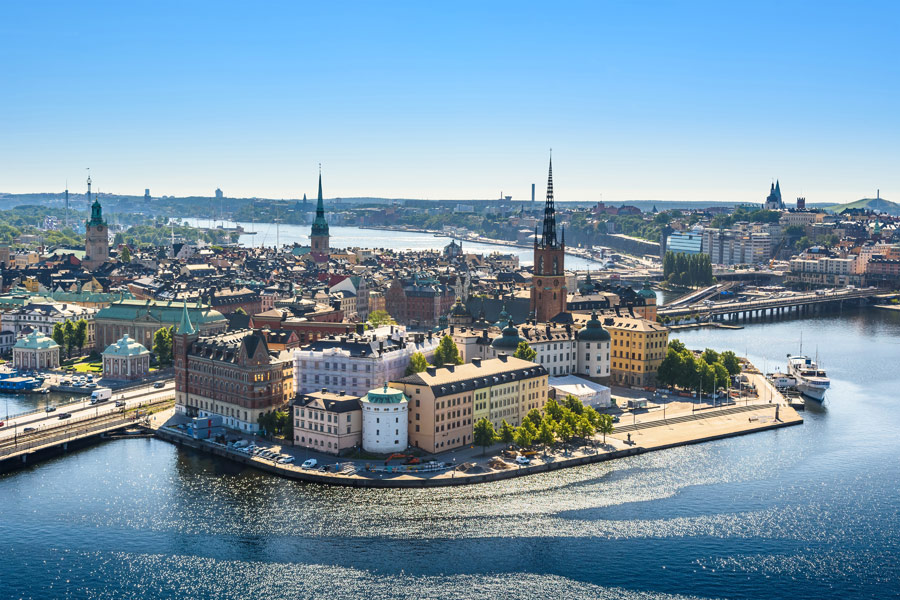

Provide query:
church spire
left=177, top=301, right=196, bottom=335
left=311, top=165, right=329, bottom=236
left=540, top=153, right=557, bottom=248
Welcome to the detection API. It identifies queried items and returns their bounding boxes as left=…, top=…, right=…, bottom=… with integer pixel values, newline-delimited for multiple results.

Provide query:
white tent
left=549, top=375, right=611, bottom=408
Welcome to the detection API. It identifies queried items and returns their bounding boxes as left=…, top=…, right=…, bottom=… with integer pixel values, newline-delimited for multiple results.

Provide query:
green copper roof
left=103, top=334, right=149, bottom=357
left=14, top=331, right=60, bottom=350
left=177, top=301, right=196, bottom=335
left=365, top=384, right=407, bottom=404
left=311, top=171, right=329, bottom=236
left=96, top=299, right=224, bottom=326
left=87, top=198, right=106, bottom=227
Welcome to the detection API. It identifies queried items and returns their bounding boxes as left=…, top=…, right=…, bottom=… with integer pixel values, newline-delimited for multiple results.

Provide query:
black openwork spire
left=540, top=154, right=557, bottom=248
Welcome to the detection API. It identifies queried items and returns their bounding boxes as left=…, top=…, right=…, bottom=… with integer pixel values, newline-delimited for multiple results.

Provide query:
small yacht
left=787, top=355, right=830, bottom=401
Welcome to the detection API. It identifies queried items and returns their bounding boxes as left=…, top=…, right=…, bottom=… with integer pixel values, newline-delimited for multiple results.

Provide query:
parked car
left=278, top=456, right=295, bottom=464
left=115, top=400, right=126, bottom=407
left=515, top=456, right=531, bottom=465
left=302, top=458, right=318, bottom=469
left=45, top=406, right=57, bottom=413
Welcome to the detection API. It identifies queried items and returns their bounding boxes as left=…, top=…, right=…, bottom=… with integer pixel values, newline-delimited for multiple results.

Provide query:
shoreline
left=152, top=401, right=801, bottom=488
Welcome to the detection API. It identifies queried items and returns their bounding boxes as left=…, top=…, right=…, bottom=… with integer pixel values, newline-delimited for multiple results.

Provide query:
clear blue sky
left=1, top=1, right=897, bottom=205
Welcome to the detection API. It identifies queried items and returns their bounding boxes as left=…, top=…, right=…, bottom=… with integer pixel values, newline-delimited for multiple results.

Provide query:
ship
left=787, top=355, right=830, bottom=401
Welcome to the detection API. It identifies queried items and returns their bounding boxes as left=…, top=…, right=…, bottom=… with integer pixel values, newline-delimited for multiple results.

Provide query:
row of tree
left=257, top=409, right=292, bottom=438
left=656, top=340, right=742, bottom=394
left=663, top=251, right=714, bottom=287
left=473, top=396, right=616, bottom=454
left=51, top=319, right=89, bottom=358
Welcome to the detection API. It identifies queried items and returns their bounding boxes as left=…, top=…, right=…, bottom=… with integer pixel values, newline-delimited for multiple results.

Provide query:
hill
left=821, top=197, right=900, bottom=216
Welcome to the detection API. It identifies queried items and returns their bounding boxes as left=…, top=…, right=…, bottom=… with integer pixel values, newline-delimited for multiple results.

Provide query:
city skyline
left=1, top=1, right=898, bottom=204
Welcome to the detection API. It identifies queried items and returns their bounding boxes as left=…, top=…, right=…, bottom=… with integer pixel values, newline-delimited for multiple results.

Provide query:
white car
left=515, top=456, right=531, bottom=465
left=278, top=456, right=295, bottom=464
left=301, top=458, right=318, bottom=469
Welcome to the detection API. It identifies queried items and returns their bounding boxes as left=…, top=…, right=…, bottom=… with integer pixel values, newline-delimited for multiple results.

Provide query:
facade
left=174, top=306, right=294, bottom=432
left=665, top=229, right=704, bottom=255
left=605, top=315, right=669, bottom=387
left=531, top=158, right=568, bottom=322
left=703, top=229, right=772, bottom=266
left=385, top=275, right=455, bottom=327
left=310, top=171, right=330, bottom=262
left=83, top=177, right=110, bottom=271
left=787, top=252, right=857, bottom=287
left=293, top=326, right=439, bottom=398
left=360, top=385, right=409, bottom=453
left=13, top=330, right=60, bottom=370
left=293, top=390, right=362, bottom=455
left=0, top=301, right=97, bottom=346
left=102, top=334, right=151, bottom=381
left=390, top=355, right=548, bottom=453
left=94, top=299, right=227, bottom=352
left=575, top=312, right=611, bottom=381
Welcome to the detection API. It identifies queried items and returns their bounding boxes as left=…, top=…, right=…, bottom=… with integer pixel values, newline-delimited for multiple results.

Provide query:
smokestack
left=531, top=183, right=535, bottom=204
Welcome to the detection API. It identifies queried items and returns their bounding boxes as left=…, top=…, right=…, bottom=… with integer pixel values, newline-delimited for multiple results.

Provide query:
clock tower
left=83, top=175, right=109, bottom=271
left=530, top=156, right=567, bottom=322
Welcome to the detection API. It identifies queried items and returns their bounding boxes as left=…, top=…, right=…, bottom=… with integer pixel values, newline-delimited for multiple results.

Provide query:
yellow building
left=604, top=315, right=668, bottom=387
left=390, top=355, right=548, bottom=454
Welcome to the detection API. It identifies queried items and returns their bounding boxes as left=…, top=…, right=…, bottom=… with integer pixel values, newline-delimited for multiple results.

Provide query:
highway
left=658, top=286, right=878, bottom=318
left=0, top=381, right=175, bottom=442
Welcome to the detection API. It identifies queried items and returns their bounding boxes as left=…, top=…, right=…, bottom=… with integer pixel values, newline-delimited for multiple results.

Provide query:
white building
left=0, top=300, right=97, bottom=346
left=549, top=375, right=612, bottom=408
left=574, top=312, right=611, bottom=380
left=13, top=330, right=60, bottom=370
left=293, top=326, right=440, bottom=398
left=360, top=384, right=409, bottom=453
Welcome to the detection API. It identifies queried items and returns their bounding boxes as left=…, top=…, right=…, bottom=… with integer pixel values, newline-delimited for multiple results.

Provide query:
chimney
left=426, top=366, right=437, bottom=376
left=321, top=387, right=327, bottom=393
left=339, top=390, right=345, bottom=396
left=450, top=325, right=455, bottom=334
left=498, top=353, right=508, bottom=362
left=472, top=357, right=482, bottom=367
left=446, top=364, right=455, bottom=372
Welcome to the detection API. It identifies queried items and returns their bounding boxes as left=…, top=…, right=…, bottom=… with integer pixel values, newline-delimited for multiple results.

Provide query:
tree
left=513, top=341, right=537, bottom=362
left=556, top=419, right=574, bottom=443
left=668, top=339, right=686, bottom=354
left=433, top=335, right=463, bottom=367
left=564, top=394, right=584, bottom=416
left=52, top=322, right=65, bottom=350
left=524, top=408, right=543, bottom=429
left=473, top=418, right=497, bottom=455
left=583, top=405, right=601, bottom=429
left=656, top=347, right=684, bottom=388
left=119, top=245, right=131, bottom=263
left=576, top=415, right=595, bottom=440
left=701, top=348, right=720, bottom=366
left=499, top=419, right=516, bottom=445
left=544, top=397, right=564, bottom=422
left=514, top=420, right=537, bottom=448
left=153, top=327, right=173, bottom=366
left=597, top=413, right=615, bottom=445
left=720, top=350, right=741, bottom=376
left=405, top=351, right=429, bottom=376
left=63, top=320, right=76, bottom=358
left=538, top=418, right=556, bottom=447
left=367, top=309, right=396, bottom=328
left=73, top=319, right=88, bottom=355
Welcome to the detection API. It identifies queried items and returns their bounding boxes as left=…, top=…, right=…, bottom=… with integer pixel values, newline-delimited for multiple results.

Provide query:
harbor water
left=1, top=305, right=899, bottom=598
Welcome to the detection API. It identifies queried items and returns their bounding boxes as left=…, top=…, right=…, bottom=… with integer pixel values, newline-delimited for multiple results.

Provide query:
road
left=0, top=381, right=175, bottom=441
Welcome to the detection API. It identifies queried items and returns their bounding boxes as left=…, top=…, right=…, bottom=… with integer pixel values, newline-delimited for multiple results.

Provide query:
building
left=360, top=384, right=409, bottom=453
left=13, top=330, right=60, bottom=370
left=174, top=305, right=294, bottom=432
left=605, top=315, right=669, bottom=387
left=93, top=299, right=227, bottom=352
left=764, top=180, right=784, bottom=210
left=548, top=375, right=611, bottom=408
left=531, top=157, right=568, bottom=322
left=665, top=229, right=704, bottom=255
left=83, top=176, right=110, bottom=271
left=390, top=355, right=548, bottom=453
left=293, top=326, right=439, bottom=398
left=703, top=229, right=772, bottom=266
left=310, top=171, right=330, bottom=262
left=575, top=311, right=611, bottom=382
left=787, top=251, right=857, bottom=287
left=293, top=389, right=362, bottom=455
left=101, top=334, right=150, bottom=381
left=0, top=301, right=97, bottom=346
left=385, top=275, right=455, bottom=327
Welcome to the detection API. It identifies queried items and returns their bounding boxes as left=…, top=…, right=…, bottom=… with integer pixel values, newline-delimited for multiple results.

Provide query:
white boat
left=787, top=355, right=829, bottom=401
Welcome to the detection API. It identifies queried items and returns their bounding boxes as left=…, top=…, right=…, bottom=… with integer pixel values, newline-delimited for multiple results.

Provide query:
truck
left=90, top=387, right=112, bottom=404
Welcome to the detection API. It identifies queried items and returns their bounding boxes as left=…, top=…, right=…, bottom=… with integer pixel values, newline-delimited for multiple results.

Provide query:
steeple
left=177, top=301, right=196, bottom=335
left=540, top=154, right=557, bottom=248
left=311, top=166, right=329, bottom=236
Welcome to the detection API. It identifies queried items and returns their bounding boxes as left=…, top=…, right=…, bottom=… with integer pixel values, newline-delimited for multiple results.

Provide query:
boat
left=787, top=355, right=830, bottom=401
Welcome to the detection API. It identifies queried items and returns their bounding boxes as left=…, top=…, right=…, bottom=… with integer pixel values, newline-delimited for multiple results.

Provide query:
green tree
left=514, top=420, right=538, bottom=448
left=524, top=408, right=543, bottom=429
left=52, top=322, right=66, bottom=350
left=544, top=397, right=564, bottom=421
left=564, top=394, right=584, bottom=416
left=119, top=245, right=131, bottom=263
left=597, top=413, right=615, bottom=444
left=405, top=351, right=429, bottom=376
left=538, top=418, right=556, bottom=447
left=433, top=335, right=463, bottom=367
left=656, top=347, right=684, bottom=388
left=720, top=350, right=741, bottom=376
left=668, top=339, right=686, bottom=353
left=556, top=419, right=574, bottom=443
left=63, top=320, right=76, bottom=358
left=367, top=309, right=396, bottom=328
left=473, top=418, right=497, bottom=455
left=153, top=327, right=173, bottom=366
left=701, top=348, right=720, bottom=365
left=583, top=405, right=601, bottom=429
left=513, top=340, right=537, bottom=362
left=576, top=415, right=595, bottom=440
left=73, top=319, right=88, bottom=355
left=499, top=419, right=516, bottom=445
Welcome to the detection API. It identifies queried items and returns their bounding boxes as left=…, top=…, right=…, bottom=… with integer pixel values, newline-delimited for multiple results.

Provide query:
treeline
left=663, top=251, right=713, bottom=287
left=710, top=207, right=782, bottom=229
left=656, top=340, right=741, bottom=394
left=113, top=223, right=236, bottom=248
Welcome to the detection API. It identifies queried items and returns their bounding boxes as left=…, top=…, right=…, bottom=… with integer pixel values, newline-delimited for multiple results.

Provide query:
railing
left=0, top=413, right=135, bottom=458
left=659, top=287, right=877, bottom=316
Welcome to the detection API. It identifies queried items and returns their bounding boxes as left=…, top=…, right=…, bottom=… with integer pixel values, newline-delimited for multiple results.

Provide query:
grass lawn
left=71, top=361, right=103, bottom=373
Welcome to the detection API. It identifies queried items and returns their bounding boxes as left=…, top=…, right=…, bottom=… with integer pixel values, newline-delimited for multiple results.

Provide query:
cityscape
left=1, top=2, right=899, bottom=599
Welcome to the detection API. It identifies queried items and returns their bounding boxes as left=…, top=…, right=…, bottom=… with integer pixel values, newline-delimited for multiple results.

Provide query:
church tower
left=174, top=301, right=199, bottom=416
left=83, top=175, right=109, bottom=271
left=310, top=167, right=330, bottom=263
left=530, top=156, right=568, bottom=322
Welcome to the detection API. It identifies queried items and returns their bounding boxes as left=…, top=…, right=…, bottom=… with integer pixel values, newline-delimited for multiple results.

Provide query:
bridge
left=658, top=286, right=879, bottom=321
left=0, top=383, right=175, bottom=470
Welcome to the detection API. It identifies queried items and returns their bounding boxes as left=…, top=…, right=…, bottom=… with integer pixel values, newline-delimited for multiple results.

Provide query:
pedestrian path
left=614, top=403, right=770, bottom=434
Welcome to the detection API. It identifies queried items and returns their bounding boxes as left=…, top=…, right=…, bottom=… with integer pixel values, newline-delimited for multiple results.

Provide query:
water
left=1, top=390, right=77, bottom=419
left=2, top=309, right=898, bottom=598
left=183, top=219, right=605, bottom=269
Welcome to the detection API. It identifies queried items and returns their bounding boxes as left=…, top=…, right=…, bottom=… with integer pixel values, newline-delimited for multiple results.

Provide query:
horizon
left=1, top=1, right=898, bottom=204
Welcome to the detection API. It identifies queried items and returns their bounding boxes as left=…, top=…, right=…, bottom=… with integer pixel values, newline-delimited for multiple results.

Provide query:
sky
left=1, top=1, right=898, bottom=205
